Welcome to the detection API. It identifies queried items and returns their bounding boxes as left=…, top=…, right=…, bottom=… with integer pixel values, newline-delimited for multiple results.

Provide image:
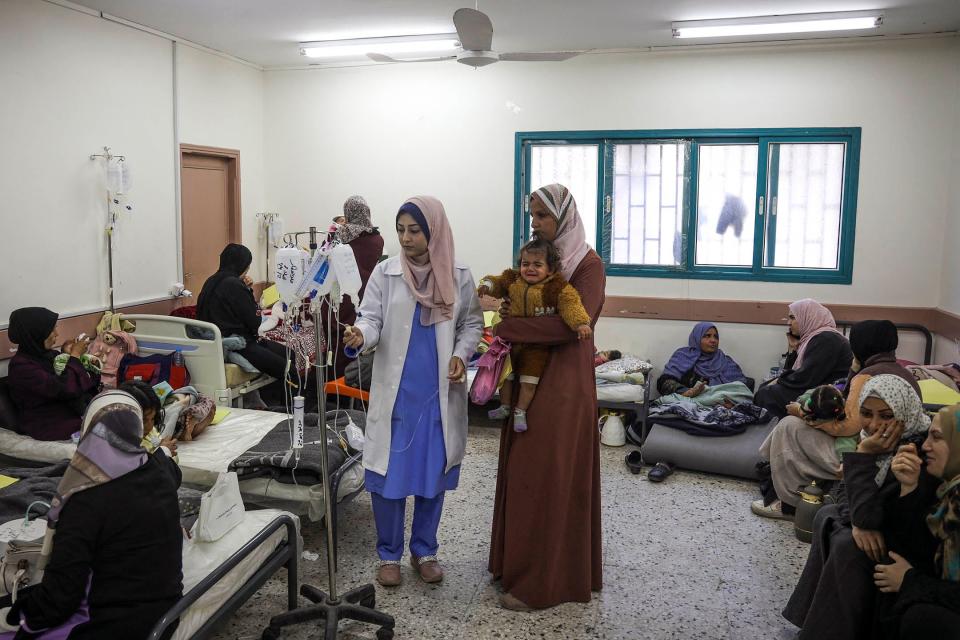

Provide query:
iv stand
left=90, top=146, right=125, bottom=312
left=262, top=226, right=395, bottom=640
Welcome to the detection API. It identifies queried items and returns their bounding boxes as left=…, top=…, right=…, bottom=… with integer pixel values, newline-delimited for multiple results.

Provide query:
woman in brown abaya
left=488, top=183, right=605, bottom=610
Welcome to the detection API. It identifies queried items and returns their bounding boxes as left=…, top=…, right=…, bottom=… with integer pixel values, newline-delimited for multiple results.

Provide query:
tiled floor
left=211, top=425, right=807, bottom=639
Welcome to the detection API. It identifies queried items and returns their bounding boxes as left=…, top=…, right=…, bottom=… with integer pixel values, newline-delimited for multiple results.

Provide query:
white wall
left=940, top=55, right=960, bottom=316
left=0, top=0, right=177, bottom=326
left=0, top=0, right=269, bottom=328
left=264, top=38, right=959, bottom=311
left=176, top=44, right=267, bottom=279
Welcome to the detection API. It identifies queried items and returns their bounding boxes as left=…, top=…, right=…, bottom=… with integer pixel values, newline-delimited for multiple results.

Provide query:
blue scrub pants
left=370, top=492, right=445, bottom=561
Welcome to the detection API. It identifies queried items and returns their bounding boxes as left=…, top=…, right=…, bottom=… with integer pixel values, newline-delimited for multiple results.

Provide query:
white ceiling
left=71, top=0, right=960, bottom=67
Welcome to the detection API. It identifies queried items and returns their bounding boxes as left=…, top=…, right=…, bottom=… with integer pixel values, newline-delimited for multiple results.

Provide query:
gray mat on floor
left=640, top=417, right=777, bottom=480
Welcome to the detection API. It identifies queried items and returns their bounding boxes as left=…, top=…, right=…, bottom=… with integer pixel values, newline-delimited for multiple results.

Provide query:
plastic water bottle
left=173, top=349, right=184, bottom=367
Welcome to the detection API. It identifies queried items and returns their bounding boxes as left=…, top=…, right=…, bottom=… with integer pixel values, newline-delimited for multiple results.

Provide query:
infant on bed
left=477, top=238, right=592, bottom=432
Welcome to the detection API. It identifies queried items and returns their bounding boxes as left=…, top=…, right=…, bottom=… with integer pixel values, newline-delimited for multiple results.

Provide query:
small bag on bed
left=192, top=472, right=244, bottom=543
left=88, top=329, right=137, bottom=389
left=117, top=352, right=190, bottom=389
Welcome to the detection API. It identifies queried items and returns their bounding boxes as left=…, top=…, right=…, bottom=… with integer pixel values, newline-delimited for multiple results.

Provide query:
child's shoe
left=488, top=405, right=510, bottom=420
left=513, top=409, right=527, bottom=432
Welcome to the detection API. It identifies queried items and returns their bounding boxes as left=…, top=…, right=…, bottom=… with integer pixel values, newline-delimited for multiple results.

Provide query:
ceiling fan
left=367, top=8, right=583, bottom=68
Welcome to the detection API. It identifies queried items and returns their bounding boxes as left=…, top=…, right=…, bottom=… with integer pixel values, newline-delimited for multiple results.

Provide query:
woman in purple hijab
left=657, top=322, right=747, bottom=397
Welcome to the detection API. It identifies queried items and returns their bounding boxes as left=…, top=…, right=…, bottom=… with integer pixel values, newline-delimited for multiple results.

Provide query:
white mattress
left=596, top=381, right=646, bottom=403
left=175, top=508, right=299, bottom=640
left=177, top=408, right=364, bottom=522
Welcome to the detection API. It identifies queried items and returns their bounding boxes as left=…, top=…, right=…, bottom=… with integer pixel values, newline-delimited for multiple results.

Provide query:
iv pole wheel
left=376, top=627, right=395, bottom=640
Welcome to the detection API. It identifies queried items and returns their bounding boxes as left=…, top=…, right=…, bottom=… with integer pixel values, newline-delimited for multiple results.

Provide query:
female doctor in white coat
left=344, top=195, right=482, bottom=588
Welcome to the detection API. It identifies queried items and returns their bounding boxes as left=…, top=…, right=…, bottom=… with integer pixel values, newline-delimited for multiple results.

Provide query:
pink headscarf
left=398, top=195, right=457, bottom=326
left=531, top=184, right=591, bottom=281
left=790, top=298, right=841, bottom=369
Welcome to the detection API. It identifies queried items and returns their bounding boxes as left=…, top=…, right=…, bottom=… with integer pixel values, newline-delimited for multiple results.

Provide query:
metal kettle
left=794, top=481, right=825, bottom=543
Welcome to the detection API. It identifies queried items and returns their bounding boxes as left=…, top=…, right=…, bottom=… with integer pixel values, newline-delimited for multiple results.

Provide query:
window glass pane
left=694, top=144, right=758, bottom=267
left=610, top=142, right=688, bottom=266
left=765, top=143, right=845, bottom=269
left=529, top=145, right=598, bottom=248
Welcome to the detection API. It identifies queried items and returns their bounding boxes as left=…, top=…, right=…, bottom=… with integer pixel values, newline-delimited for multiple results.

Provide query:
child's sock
left=488, top=404, right=510, bottom=420
left=513, top=408, right=528, bottom=433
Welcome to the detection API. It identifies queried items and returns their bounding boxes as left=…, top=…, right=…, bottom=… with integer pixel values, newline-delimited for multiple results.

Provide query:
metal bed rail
left=147, top=514, right=300, bottom=640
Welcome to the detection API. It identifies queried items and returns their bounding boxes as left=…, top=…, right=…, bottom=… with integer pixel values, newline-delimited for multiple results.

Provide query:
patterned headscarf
left=397, top=196, right=457, bottom=326
left=927, top=405, right=960, bottom=581
left=789, top=299, right=842, bottom=369
left=336, top=195, right=375, bottom=244
left=38, top=391, right=147, bottom=567
left=858, top=374, right=931, bottom=486
left=531, top=184, right=591, bottom=280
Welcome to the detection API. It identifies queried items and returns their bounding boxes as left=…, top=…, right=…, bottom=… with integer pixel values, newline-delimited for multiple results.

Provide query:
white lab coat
left=354, top=256, right=483, bottom=476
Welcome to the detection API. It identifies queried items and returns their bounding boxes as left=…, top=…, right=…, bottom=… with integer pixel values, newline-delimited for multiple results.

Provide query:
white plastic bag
left=192, top=472, right=244, bottom=542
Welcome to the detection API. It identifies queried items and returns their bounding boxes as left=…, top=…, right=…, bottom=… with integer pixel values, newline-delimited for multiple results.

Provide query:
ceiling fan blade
left=367, top=53, right=456, bottom=63
left=453, top=8, right=494, bottom=51
left=498, top=51, right=582, bottom=62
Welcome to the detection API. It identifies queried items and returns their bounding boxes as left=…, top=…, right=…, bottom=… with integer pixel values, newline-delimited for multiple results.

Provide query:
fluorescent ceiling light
left=672, top=12, right=883, bottom=39
left=299, top=33, right=459, bottom=59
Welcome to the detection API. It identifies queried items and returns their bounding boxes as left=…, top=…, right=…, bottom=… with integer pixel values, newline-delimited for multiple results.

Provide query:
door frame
left=179, top=144, right=242, bottom=281
left=177, top=143, right=243, bottom=293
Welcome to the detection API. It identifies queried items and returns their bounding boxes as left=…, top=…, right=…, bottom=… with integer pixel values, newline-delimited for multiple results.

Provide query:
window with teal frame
left=514, top=128, right=861, bottom=284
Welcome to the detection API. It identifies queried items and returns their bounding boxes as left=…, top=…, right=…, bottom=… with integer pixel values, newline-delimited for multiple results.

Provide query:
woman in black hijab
left=7, top=307, right=101, bottom=440
left=197, top=244, right=294, bottom=393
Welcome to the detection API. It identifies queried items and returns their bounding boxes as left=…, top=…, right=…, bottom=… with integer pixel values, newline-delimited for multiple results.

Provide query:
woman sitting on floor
left=657, top=322, right=748, bottom=397
left=645, top=322, right=749, bottom=482
left=872, top=404, right=960, bottom=640
left=754, top=298, right=852, bottom=419
left=7, top=307, right=101, bottom=441
left=754, top=320, right=920, bottom=519
left=781, top=375, right=930, bottom=639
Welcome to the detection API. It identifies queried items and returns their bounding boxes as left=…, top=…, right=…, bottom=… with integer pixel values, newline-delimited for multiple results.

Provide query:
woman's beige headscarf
left=531, top=184, right=591, bottom=281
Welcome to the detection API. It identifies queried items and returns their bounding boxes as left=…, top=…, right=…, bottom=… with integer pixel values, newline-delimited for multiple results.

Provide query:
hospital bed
left=465, top=361, right=653, bottom=437
left=121, top=314, right=276, bottom=408
left=0, top=505, right=299, bottom=640
left=151, top=509, right=300, bottom=640
left=0, top=407, right=364, bottom=540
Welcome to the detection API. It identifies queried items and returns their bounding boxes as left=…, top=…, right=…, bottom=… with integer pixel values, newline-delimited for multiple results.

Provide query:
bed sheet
left=175, top=508, right=298, bottom=640
left=177, top=408, right=364, bottom=521
left=0, top=428, right=75, bottom=464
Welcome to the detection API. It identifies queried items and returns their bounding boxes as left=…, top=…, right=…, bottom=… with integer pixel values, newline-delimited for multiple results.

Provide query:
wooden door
left=180, top=146, right=241, bottom=295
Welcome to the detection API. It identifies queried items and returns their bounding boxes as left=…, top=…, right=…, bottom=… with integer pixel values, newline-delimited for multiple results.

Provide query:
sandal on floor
left=751, top=499, right=793, bottom=521
left=625, top=450, right=644, bottom=475
left=499, top=592, right=532, bottom=612
left=647, top=461, right=675, bottom=483
left=376, top=561, right=402, bottom=587
left=410, top=555, right=444, bottom=583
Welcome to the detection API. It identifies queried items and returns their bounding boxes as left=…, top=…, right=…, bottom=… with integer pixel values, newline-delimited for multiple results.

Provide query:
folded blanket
left=0, top=462, right=68, bottom=523
left=654, top=381, right=754, bottom=407
left=185, top=326, right=259, bottom=373
left=648, top=399, right=769, bottom=436
left=228, top=410, right=364, bottom=486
